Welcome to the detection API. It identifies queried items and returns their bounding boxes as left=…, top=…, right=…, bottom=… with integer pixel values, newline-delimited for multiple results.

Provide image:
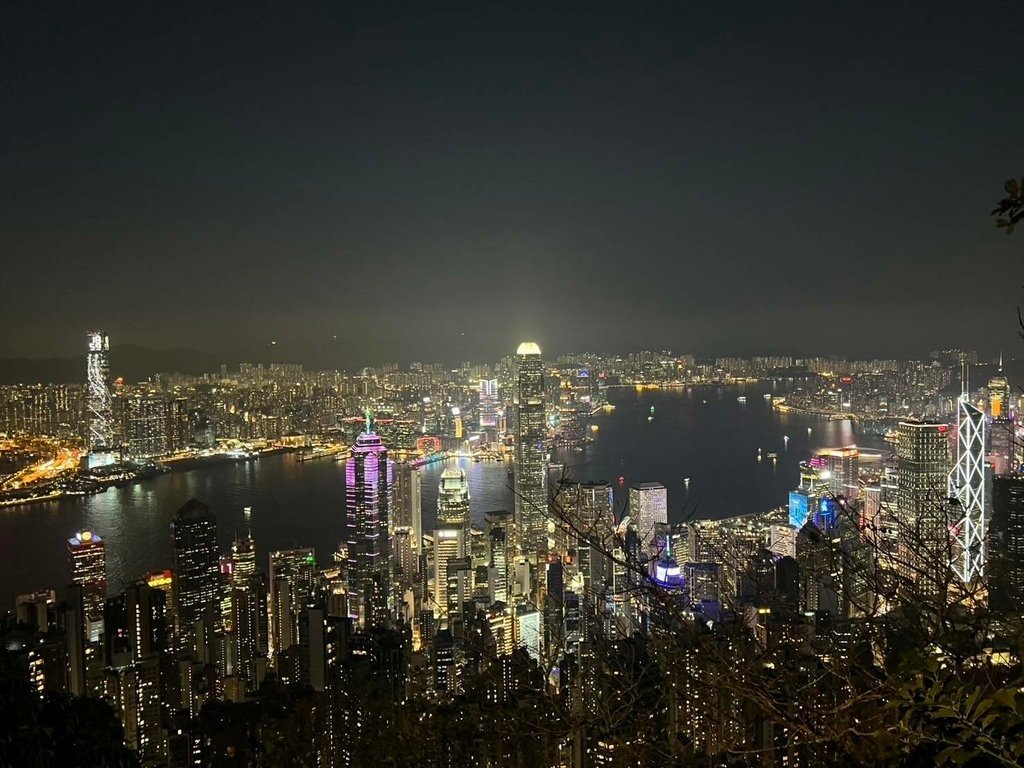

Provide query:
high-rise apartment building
left=344, top=421, right=394, bottom=628
left=268, top=548, right=317, bottom=661
left=123, top=394, right=170, bottom=458
left=514, top=342, right=547, bottom=559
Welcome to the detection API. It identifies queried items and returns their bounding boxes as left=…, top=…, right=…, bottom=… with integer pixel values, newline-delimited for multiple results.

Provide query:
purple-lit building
left=345, top=420, right=394, bottom=628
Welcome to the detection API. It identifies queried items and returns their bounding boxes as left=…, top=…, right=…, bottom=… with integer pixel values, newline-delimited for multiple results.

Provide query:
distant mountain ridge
left=0, top=345, right=227, bottom=384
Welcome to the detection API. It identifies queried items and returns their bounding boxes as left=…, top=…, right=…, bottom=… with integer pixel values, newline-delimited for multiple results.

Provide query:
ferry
left=737, top=396, right=746, bottom=404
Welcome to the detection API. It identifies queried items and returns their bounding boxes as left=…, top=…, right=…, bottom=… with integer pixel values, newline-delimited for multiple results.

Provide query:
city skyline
left=1, top=3, right=1022, bottom=363
left=2, top=2, right=1024, bottom=764
left=1, top=331, right=1022, bottom=765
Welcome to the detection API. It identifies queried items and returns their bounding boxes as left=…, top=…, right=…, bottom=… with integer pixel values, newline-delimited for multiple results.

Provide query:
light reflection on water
left=0, top=383, right=882, bottom=604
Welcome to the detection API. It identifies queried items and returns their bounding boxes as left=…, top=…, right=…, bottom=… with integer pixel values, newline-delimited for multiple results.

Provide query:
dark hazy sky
left=1, top=1, right=1022, bottom=366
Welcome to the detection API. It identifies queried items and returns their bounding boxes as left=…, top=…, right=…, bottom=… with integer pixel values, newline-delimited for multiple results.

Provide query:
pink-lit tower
left=344, top=413, right=394, bottom=628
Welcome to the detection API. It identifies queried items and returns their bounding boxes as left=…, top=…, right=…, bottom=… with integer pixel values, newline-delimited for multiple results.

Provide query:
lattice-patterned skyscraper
left=86, top=331, right=114, bottom=450
left=949, top=395, right=987, bottom=583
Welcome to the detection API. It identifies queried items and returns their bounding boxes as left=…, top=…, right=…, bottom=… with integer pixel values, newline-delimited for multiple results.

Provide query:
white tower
left=949, top=394, right=987, bottom=583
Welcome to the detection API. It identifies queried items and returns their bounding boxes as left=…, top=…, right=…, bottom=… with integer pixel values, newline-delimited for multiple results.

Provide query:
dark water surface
left=0, top=384, right=882, bottom=604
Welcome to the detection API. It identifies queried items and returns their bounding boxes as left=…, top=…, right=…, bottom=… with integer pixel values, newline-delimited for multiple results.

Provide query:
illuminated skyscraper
left=896, top=421, right=951, bottom=597
left=231, top=510, right=257, bottom=584
left=433, top=527, right=466, bottom=622
left=479, top=379, right=499, bottom=429
left=102, top=581, right=168, bottom=763
left=268, top=548, right=317, bottom=660
left=573, top=481, right=615, bottom=593
left=171, top=499, right=220, bottom=647
left=949, top=395, right=987, bottom=583
left=485, top=510, right=513, bottom=604
left=514, top=342, right=547, bottom=558
left=437, top=467, right=470, bottom=534
left=820, top=446, right=860, bottom=499
left=989, top=355, right=1011, bottom=418
left=990, top=474, right=1024, bottom=612
left=68, top=529, right=106, bottom=641
left=86, top=331, right=114, bottom=450
left=123, top=394, right=170, bottom=458
left=345, top=418, right=394, bottom=628
left=629, top=482, right=668, bottom=549
left=395, top=462, right=422, bottom=553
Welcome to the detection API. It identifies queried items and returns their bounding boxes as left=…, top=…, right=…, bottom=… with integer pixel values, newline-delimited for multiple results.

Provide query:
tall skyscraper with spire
left=344, top=414, right=394, bottom=628
left=514, top=342, right=547, bottom=560
left=989, top=353, right=1011, bottom=419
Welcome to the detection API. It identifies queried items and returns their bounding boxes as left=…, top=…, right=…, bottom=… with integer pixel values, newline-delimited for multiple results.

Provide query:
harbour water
left=0, top=383, right=883, bottom=604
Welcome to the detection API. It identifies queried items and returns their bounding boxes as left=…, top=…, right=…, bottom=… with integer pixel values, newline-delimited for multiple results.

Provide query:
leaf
left=936, top=745, right=975, bottom=765
left=970, top=698, right=992, bottom=722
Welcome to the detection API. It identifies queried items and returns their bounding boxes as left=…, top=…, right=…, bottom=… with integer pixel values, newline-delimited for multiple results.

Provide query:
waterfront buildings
left=123, top=394, right=170, bottom=459
left=86, top=330, right=114, bottom=452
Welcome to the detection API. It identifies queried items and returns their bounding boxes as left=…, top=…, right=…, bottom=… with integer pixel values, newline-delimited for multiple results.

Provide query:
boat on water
left=737, top=396, right=746, bottom=403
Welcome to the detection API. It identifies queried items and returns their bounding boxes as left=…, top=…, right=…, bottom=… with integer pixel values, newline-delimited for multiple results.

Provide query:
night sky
left=1, top=2, right=1022, bottom=367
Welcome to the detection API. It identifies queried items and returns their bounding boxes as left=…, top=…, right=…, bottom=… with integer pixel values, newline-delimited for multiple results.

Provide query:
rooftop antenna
left=961, top=357, right=968, bottom=399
